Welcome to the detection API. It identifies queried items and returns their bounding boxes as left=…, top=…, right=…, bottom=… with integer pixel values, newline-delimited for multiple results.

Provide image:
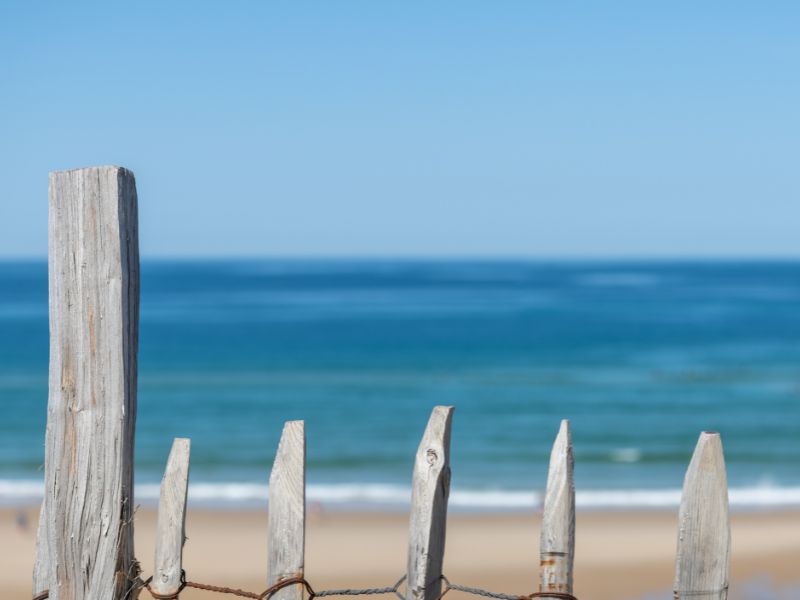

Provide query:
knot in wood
left=426, top=449, right=438, bottom=465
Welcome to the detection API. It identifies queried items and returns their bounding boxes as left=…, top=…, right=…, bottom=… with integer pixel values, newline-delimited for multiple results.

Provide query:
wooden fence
left=32, top=166, right=730, bottom=600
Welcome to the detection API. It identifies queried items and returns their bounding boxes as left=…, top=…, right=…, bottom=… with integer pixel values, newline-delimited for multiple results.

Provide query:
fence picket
left=406, top=406, right=454, bottom=600
left=674, top=432, right=730, bottom=600
left=268, top=420, right=307, bottom=600
left=33, top=166, right=140, bottom=600
left=539, top=420, right=575, bottom=598
left=152, top=438, right=191, bottom=597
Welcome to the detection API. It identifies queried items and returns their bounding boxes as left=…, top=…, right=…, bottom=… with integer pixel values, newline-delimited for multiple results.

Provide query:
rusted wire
left=34, top=573, right=578, bottom=600
left=143, top=570, right=187, bottom=599
left=183, top=579, right=268, bottom=599
left=180, top=575, right=311, bottom=599
left=138, top=574, right=404, bottom=600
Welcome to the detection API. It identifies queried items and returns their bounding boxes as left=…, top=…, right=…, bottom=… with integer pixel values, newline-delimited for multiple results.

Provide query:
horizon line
left=2, top=254, right=800, bottom=263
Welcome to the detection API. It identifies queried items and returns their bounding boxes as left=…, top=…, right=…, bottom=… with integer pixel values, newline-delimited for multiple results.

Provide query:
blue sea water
left=1, top=259, right=799, bottom=509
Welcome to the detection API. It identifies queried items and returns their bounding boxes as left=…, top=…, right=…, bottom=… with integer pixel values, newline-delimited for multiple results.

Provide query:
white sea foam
left=3, top=480, right=800, bottom=510
left=610, top=448, right=643, bottom=463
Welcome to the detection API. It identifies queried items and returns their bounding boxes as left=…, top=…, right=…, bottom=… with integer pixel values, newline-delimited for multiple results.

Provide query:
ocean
left=1, top=259, right=799, bottom=510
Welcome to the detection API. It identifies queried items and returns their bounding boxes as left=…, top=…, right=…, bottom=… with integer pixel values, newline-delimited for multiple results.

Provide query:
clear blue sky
left=1, top=2, right=798, bottom=258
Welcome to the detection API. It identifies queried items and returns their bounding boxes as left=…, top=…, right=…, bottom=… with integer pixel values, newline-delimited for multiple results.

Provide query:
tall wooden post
left=33, top=166, right=140, bottom=600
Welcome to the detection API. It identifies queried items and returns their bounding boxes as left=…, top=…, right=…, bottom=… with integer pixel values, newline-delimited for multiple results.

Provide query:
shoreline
left=3, top=478, right=800, bottom=512
left=5, top=508, right=799, bottom=600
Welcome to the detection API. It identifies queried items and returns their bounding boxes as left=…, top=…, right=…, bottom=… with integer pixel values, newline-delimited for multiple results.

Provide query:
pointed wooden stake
left=539, top=420, right=575, bottom=598
left=34, top=166, right=140, bottom=599
left=674, top=432, right=730, bottom=600
left=152, top=438, right=191, bottom=597
left=406, top=406, right=454, bottom=600
left=268, top=421, right=306, bottom=600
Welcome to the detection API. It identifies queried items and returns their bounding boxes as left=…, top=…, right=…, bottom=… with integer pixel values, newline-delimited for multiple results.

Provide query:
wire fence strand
left=33, top=572, right=578, bottom=600
left=438, top=576, right=524, bottom=600
left=437, top=577, right=577, bottom=600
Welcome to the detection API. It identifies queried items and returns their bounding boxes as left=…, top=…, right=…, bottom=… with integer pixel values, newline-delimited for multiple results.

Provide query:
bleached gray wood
left=674, top=432, right=730, bottom=600
left=267, top=420, right=306, bottom=600
left=539, top=420, right=575, bottom=598
left=406, top=406, right=454, bottom=600
left=152, top=438, right=191, bottom=597
left=32, top=502, right=49, bottom=595
left=33, top=166, right=140, bottom=600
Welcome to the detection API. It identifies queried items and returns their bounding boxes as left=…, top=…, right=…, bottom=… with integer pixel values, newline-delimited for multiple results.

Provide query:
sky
left=1, top=2, right=798, bottom=258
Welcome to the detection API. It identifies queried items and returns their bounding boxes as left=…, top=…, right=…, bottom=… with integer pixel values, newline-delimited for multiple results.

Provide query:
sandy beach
left=4, top=508, right=798, bottom=599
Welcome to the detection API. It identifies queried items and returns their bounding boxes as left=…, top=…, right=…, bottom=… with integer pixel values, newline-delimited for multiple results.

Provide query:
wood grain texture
left=539, top=420, right=575, bottom=597
left=152, top=438, right=191, bottom=596
left=406, top=406, right=454, bottom=600
left=268, top=420, right=306, bottom=600
left=34, top=166, right=140, bottom=600
left=674, top=432, right=730, bottom=600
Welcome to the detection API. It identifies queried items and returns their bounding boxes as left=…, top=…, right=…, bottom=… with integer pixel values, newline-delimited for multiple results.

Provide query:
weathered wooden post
left=539, top=420, right=575, bottom=598
left=267, top=421, right=306, bottom=600
left=406, top=406, right=454, bottom=600
left=674, top=432, right=730, bottom=600
left=33, top=166, right=140, bottom=599
left=152, top=438, right=191, bottom=598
